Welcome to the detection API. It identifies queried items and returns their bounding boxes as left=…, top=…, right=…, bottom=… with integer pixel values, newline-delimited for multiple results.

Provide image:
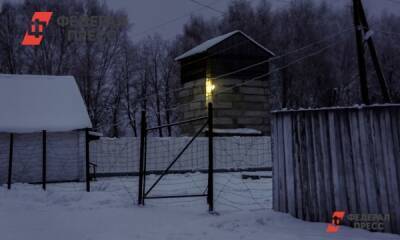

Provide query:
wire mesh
left=143, top=115, right=209, bottom=199
left=90, top=137, right=140, bottom=176
left=0, top=118, right=273, bottom=211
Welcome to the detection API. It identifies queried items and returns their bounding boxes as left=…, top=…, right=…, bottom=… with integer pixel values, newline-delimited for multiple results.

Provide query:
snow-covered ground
left=0, top=173, right=399, bottom=240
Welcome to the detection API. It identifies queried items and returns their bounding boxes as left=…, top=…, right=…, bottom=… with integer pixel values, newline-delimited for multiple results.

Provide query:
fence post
left=42, top=130, right=47, bottom=191
left=85, top=128, right=90, bottom=192
left=138, top=110, right=146, bottom=205
left=208, top=102, right=214, bottom=212
left=7, top=133, right=14, bottom=190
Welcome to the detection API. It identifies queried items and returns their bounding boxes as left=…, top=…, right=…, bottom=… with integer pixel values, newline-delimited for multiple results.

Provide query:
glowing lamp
left=206, top=78, right=215, bottom=104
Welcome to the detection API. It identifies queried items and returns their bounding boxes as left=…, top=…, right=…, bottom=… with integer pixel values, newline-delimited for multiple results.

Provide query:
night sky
left=104, top=0, right=400, bottom=40
left=1, top=0, right=399, bottom=40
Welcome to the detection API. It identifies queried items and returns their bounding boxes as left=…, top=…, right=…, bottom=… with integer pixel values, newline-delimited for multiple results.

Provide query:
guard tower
left=175, top=30, right=275, bottom=136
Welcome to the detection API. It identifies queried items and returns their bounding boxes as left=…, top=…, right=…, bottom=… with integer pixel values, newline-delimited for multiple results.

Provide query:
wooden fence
left=272, top=104, right=400, bottom=234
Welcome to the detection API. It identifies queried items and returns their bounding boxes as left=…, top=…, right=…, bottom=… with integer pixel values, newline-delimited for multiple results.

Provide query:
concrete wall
left=177, top=78, right=271, bottom=136
left=213, top=78, right=271, bottom=134
left=0, top=131, right=85, bottom=184
left=177, top=79, right=208, bottom=136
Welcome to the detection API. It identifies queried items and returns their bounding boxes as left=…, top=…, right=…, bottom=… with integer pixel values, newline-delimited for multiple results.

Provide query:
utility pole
left=352, top=0, right=392, bottom=104
left=357, top=1, right=392, bottom=102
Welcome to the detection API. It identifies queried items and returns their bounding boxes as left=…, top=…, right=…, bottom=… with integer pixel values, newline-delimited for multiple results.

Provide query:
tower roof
left=175, top=30, right=275, bottom=61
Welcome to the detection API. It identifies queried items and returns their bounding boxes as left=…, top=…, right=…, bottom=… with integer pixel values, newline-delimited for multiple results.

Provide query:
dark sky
left=105, top=0, right=400, bottom=41
left=2, top=0, right=399, bottom=41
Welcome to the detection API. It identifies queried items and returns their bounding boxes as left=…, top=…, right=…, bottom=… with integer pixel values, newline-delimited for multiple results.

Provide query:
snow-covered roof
left=213, top=128, right=262, bottom=135
left=175, top=30, right=275, bottom=61
left=0, top=74, right=92, bottom=133
left=271, top=103, right=400, bottom=113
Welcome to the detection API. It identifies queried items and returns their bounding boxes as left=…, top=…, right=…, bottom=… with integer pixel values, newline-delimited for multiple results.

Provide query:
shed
left=175, top=30, right=275, bottom=136
left=0, top=74, right=92, bottom=186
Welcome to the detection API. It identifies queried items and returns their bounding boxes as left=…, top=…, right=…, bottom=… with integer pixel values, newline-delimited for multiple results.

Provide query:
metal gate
left=137, top=103, right=214, bottom=212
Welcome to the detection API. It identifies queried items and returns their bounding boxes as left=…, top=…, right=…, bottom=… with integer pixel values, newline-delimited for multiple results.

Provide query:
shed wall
left=0, top=131, right=85, bottom=184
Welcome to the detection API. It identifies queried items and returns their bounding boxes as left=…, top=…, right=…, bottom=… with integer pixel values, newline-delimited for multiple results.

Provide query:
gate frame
left=137, top=103, right=214, bottom=212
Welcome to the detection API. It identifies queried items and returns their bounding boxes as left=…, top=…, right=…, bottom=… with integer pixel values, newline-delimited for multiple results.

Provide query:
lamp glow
left=206, top=79, right=215, bottom=103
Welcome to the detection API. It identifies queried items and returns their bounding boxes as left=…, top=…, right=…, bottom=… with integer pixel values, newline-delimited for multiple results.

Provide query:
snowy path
left=1, top=173, right=399, bottom=240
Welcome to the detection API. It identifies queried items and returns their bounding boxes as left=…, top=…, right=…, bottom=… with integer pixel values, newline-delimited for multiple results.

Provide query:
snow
left=89, top=131, right=103, bottom=137
left=1, top=173, right=399, bottom=240
left=271, top=103, right=400, bottom=113
left=0, top=74, right=92, bottom=133
left=175, top=30, right=275, bottom=61
left=212, top=128, right=262, bottom=135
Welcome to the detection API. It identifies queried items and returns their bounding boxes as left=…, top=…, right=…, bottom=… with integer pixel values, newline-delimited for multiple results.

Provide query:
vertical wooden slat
left=311, top=112, right=326, bottom=221
left=299, top=112, right=310, bottom=221
left=272, top=114, right=280, bottom=211
left=293, top=112, right=303, bottom=219
left=371, top=109, right=391, bottom=232
left=305, top=112, right=317, bottom=221
left=328, top=111, right=347, bottom=212
left=283, top=113, right=296, bottom=217
left=277, top=113, right=287, bottom=212
left=390, top=109, right=400, bottom=232
left=381, top=109, right=400, bottom=232
left=395, top=110, right=400, bottom=198
left=349, top=110, right=368, bottom=214
left=339, top=111, right=358, bottom=214
left=358, top=109, right=379, bottom=213
left=318, top=111, right=334, bottom=220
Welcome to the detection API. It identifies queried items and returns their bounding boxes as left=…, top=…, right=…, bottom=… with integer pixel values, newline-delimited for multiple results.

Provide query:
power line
left=134, top=28, right=351, bottom=109
left=214, top=40, right=343, bottom=95
left=160, top=40, right=342, bottom=114
left=188, top=0, right=225, bottom=14
left=106, top=40, right=348, bottom=132
left=100, top=29, right=349, bottom=120
left=98, top=29, right=350, bottom=122
left=374, top=29, right=400, bottom=38
left=178, top=24, right=350, bottom=68
left=210, top=29, right=352, bottom=81
left=130, top=0, right=226, bottom=39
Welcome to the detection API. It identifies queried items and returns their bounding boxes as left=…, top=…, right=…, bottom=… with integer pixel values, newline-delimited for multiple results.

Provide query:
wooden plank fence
left=272, top=104, right=400, bottom=234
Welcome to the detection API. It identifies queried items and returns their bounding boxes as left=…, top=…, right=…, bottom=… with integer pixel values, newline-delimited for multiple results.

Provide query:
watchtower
left=175, top=30, right=275, bottom=136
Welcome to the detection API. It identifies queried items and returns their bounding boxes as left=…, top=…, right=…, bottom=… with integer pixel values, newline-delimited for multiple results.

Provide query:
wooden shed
left=0, top=74, right=92, bottom=186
